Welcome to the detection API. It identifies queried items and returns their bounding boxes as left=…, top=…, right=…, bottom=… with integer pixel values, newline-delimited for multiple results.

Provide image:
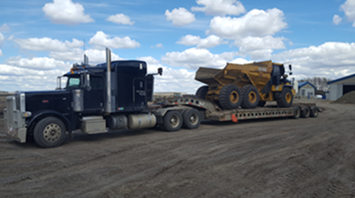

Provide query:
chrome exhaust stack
left=105, top=48, right=112, bottom=114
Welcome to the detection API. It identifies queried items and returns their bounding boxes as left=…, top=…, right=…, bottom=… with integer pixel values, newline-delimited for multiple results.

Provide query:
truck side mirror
left=158, top=68, right=163, bottom=76
left=81, top=73, right=91, bottom=91
left=289, top=64, right=292, bottom=71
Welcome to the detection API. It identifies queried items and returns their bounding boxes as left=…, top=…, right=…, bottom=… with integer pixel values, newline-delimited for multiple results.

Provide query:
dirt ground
left=1, top=99, right=355, bottom=198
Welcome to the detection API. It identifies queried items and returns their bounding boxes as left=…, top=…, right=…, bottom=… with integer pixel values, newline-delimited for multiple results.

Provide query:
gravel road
left=1, top=100, right=355, bottom=198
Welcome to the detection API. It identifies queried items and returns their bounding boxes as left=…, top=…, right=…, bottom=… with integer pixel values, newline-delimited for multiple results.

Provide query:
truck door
left=84, top=75, right=105, bottom=110
left=133, top=78, right=146, bottom=110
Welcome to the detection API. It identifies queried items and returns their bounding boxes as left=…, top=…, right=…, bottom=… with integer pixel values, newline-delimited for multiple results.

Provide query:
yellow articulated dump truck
left=195, top=60, right=296, bottom=109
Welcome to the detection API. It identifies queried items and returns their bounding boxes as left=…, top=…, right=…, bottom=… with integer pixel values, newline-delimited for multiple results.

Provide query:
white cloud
left=207, top=8, right=287, bottom=40
left=5, top=56, right=70, bottom=70
left=88, top=31, right=140, bottom=49
left=11, top=37, right=83, bottom=52
left=272, top=42, right=355, bottom=80
left=177, top=34, right=225, bottom=48
left=106, top=14, right=135, bottom=25
left=333, top=15, right=342, bottom=25
left=50, top=48, right=121, bottom=64
left=43, top=0, right=94, bottom=25
left=191, top=0, right=246, bottom=16
left=340, top=0, right=355, bottom=27
left=235, top=36, right=286, bottom=60
left=0, top=49, right=3, bottom=56
left=165, top=8, right=196, bottom=26
left=137, top=56, right=202, bottom=93
left=0, top=23, right=10, bottom=31
left=162, top=47, right=236, bottom=70
left=155, top=43, right=164, bottom=48
left=0, top=32, right=4, bottom=46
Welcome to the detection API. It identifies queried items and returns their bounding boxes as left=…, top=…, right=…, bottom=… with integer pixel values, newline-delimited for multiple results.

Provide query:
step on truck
left=3, top=48, right=319, bottom=148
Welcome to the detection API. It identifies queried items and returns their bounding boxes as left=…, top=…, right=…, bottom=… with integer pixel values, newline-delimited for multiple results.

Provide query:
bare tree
left=298, top=77, right=332, bottom=91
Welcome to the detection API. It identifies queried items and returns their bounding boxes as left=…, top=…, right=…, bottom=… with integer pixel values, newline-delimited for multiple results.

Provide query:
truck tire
left=196, top=86, right=209, bottom=99
left=258, top=101, right=266, bottom=107
left=276, top=87, right=293, bottom=107
left=292, top=106, right=301, bottom=119
left=182, top=108, right=201, bottom=129
left=163, top=111, right=183, bottom=132
left=310, top=106, right=319, bottom=118
left=301, top=106, right=310, bottom=118
left=241, top=85, right=260, bottom=109
left=219, top=84, right=242, bottom=110
left=33, top=117, right=66, bottom=148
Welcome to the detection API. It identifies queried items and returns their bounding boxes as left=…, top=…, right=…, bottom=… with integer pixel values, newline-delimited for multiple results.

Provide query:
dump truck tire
left=33, top=117, right=66, bottom=148
left=196, top=86, right=208, bottom=99
left=163, top=111, right=183, bottom=132
left=219, top=84, right=242, bottom=110
left=182, top=108, right=201, bottom=129
left=276, top=87, right=293, bottom=107
left=241, top=85, right=260, bottom=109
left=258, top=101, right=266, bottom=107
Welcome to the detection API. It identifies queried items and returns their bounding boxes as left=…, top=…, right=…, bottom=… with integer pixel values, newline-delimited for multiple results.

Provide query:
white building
left=327, top=74, right=355, bottom=100
left=297, top=82, right=316, bottom=99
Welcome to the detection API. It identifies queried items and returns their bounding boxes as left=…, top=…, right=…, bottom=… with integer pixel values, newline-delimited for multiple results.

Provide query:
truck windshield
left=66, top=77, right=81, bottom=89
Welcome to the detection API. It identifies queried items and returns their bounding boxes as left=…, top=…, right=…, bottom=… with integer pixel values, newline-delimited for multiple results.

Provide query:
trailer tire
left=241, top=85, right=260, bottom=109
left=163, top=111, right=183, bottom=132
left=310, top=106, right=319, bottom=118
left=182, top=108, right=201, bottom=129
left=196, top=86, right=209, bottom=99
left=258, top=101, right=266, bottom=107
left=292, top=106, right=301, bottom=119
left=219, top=84, right=242, bottom=110
left=33, top=117, right=66, bottom=148
left=301, top=106, right=310, bottom=118
left=276, top=87, right=293, bottom=107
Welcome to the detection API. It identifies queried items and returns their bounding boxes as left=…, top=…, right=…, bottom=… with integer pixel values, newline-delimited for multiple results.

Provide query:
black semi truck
left=3, top=48, right=318, bottom=148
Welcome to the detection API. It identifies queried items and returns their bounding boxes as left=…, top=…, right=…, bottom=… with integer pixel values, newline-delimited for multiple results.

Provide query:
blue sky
left=0, top=0, right=355, bottom=93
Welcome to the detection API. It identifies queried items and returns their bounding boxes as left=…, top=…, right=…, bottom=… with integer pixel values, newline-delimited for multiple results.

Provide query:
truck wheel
left=33, top=117, right=66, bottom=148
left=241, top=85, right=259, bottom=109
left=196, top=86, right=208, bottom=99
left=310, top=106, right=319, bottom=118
left=163, top=111, right=183, bottom=132
left=301, top=106, right=310, bottom=118
left=258, top=101, right=266, bottom=107
left=219, top=84, right=242, bottom=110
left=182, top=108, right=201, bottom=129
left=292, top=106, right=301, bottom=119
left=276, top=87, right=293, bottom=107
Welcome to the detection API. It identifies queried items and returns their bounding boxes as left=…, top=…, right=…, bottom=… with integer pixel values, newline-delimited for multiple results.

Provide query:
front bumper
left=3, top=94, right=30, bottom=143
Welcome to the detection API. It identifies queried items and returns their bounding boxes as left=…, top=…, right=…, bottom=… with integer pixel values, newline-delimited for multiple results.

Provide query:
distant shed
left=297, top=82, right=316, bottom=98
left=327, top=74, right=355, bottom=100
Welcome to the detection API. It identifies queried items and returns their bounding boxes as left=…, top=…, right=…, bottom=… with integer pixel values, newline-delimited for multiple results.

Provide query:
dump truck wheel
left=163, top=111, right=183, bottom=132
left=219, top=84, right=242, bottom=110
left=276, top=87, right=293, bottom=107
left=196, top=86, right=209, bottom=99
left=258, top=101, right=266, bottom=107
left=241, top=85, right=260, bottom=109
left=310, top=106, right=319, bottom=118
left=301, top=106, right=310, bottom=118
left=182, top=108, right=201, bottom=129
left=33, top=117, right=66, bottom=148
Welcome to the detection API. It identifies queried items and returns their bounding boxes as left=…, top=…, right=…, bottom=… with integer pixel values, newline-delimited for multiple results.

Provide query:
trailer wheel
left=219, top=84, right=242, bottom=110
left=182, top=109, right=201, bottom=129
left=276, top=87, right=293, bottom=107
left=292, top=106, right=301, bottom=119
left=33, top=117, right=66, bottom=148
left=258, top=101, right=266, bottom=107
left=163, top=111, right=183, bottom=132
left=301, top=106, right=310, bottom=118
left=196, top=86, right=209, bottom=99
left=310, top=106, right=319, bottom=118
left=241, top=85, right=260, bottom=109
